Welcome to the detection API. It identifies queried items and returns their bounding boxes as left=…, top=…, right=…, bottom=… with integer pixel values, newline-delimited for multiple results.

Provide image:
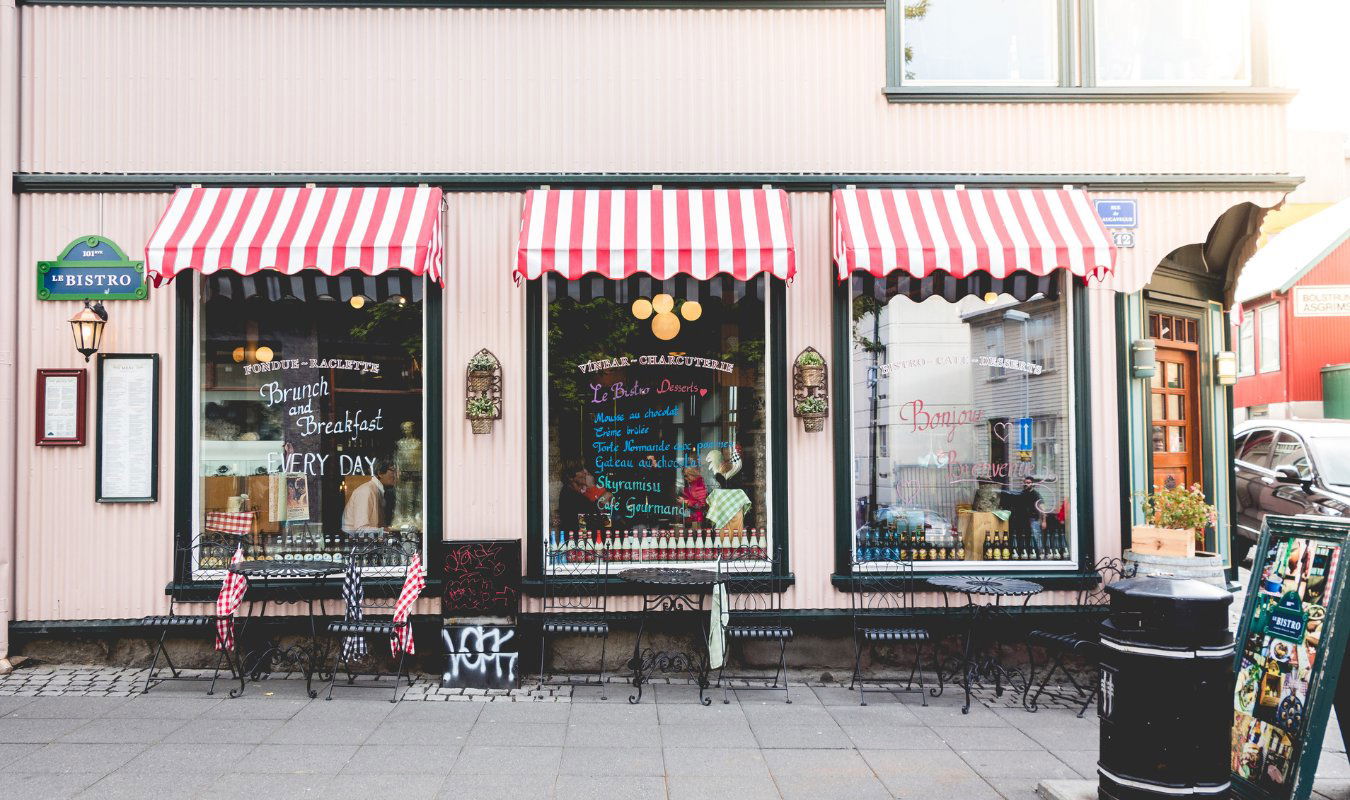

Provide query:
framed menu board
left=1232, top=515, right=1350, bottom=800
left=96, top=354, right=159, bottom=503
left=35, top=368, right=87, bottom=446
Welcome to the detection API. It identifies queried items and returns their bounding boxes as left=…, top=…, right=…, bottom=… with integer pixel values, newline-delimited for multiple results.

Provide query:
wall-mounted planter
left=792, top=347, right=829, bottom=433
left=466, top=348, right=502, bottom=435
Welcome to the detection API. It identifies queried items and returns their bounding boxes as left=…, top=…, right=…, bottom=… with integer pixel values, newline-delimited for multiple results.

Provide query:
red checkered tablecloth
left=204, top=511, right=254, bottom=535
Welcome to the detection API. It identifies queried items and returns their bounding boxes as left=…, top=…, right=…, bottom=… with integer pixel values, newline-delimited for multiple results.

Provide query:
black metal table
left=230, top=559, right=343, bottom=698
left=619, top=567, right=717, bottom=706
left=928, top=575, right=1044, bottom=714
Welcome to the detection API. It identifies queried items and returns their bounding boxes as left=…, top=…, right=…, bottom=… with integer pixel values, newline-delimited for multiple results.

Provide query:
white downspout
left=0, top=0, right=19, bottom=674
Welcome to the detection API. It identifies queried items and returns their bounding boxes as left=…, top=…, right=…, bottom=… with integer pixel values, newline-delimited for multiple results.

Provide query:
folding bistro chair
left=847, top=556, right=942, bottom=706
left=325, top=542, right=424, bottom=703
left=1025, top=556, right=1135, bottom=715
left=536, top=537, right=612, bottom=699
left=140, top=533, right=247, bottom=696
left=712, top=543, right=793, bottom=704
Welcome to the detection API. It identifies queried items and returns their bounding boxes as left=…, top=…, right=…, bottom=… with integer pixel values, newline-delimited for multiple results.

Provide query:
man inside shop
left=557, top=462, right=612, bottom=531
left=1005, top=476, right=1049, bottom=551
left=341, top=459, right=399, bottom=533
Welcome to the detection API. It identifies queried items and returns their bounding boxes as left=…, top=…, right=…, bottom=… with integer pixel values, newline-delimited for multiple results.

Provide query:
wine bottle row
left=546, top=528, right=769, bottom=565
left=854, top=526, right=1071, bottom=563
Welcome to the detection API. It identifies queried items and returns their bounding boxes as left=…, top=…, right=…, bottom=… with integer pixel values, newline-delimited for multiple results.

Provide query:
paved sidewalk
left=0, top=667, right=1346, bottom=799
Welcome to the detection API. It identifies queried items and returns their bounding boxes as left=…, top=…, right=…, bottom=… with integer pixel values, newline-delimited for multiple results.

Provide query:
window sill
left=830, top=569, right=1100, bottom=592
left=883, top=86, right=1298, bottom=105
left=521, top=572, right=795, bottom=597
left=165, top=578, right=443, bottom=603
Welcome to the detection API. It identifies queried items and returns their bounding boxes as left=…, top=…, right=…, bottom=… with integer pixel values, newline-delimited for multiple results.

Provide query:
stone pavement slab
left=0, top=666, right=1346, bottom=798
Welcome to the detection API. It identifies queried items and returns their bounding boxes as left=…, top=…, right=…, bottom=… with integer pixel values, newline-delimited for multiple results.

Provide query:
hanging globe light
left=651, top=312, right=681, bottom=341
left=680, top=300, right=702, bottom=321
left=652, top=293, right=675, bottom=314
left=631, top=297, right=653, bottom=320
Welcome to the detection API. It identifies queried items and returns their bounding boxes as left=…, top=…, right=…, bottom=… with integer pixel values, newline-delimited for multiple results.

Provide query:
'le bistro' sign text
left=37, top=236, right=147, bottom=302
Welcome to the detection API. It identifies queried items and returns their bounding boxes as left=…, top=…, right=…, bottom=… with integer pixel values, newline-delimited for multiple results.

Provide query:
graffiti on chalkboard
left=441, top=540, right=521, bottom=617
left=441, top=625, right=518, bottom=690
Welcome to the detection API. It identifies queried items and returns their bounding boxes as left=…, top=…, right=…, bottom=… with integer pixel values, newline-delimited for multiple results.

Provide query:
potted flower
left=795, top=394, right=828, bottom=433
left=796, top=350, right=826, bottom=389
left=1134, top=483, right=1218, bottom=559
left=466, top=395, right=499, bottom=434
left=466, top=350, right=498, bottom=395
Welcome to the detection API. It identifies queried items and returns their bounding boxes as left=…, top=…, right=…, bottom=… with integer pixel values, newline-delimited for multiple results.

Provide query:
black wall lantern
left=69, top=301, right=108, bottom=362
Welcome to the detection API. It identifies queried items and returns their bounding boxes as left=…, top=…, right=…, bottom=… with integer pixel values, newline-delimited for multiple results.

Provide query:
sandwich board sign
left=1231, top=515, right=1350, bottom=799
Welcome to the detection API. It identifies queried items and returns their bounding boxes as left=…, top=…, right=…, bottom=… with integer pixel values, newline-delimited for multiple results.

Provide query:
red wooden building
left=1234, top=197, right=1350, bottom=421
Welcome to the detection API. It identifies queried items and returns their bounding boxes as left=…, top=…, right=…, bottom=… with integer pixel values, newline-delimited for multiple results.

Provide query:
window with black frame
left=195, top=270, right=425, bottom=576
left=545, top=274, right=770, bottom=572
left=851, top=272, right=1075, bottom=568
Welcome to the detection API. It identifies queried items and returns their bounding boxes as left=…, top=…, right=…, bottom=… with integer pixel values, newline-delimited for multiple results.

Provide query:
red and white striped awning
left=832, top=188, right=1115, bottom=281
left=146, top=186, right=444, bottom=285
left=515, top=188, right=795, bottom=282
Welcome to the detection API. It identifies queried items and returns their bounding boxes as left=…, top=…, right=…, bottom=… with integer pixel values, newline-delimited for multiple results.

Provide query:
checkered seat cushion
left=542, top=618, right=609, bottom=636
left=328, top=618, right=402, bottom=636
left=726, top=625, right=794, bottom=641
left=141, top=615, right=216, bottom=628
left=1028, top=630, right=1094, bottom=653
left=859, top=627, right=929, bottom=642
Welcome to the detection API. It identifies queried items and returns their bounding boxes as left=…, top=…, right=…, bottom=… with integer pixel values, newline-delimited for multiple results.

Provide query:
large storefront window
left=196, top=270, right=425, bottom=575
left=851, top=274, right=1075, bottom=567
left=545, top=275, right=770, bottom=572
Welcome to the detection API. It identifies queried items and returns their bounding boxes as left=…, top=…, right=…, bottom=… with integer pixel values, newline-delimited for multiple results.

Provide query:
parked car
left=1233, top=419, right=1350, bottom=564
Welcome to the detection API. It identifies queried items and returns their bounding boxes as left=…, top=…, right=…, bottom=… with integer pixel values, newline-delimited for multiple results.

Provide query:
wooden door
left=1150, top=346, right=1201, bottom=490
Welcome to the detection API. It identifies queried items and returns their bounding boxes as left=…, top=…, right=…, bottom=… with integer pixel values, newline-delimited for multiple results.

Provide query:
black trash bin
left=1097, top=575, right=1234, bottom=800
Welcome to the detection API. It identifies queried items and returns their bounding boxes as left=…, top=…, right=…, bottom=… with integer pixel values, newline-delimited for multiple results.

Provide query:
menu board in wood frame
left=1232, top=515, right=1350, bottom=800
left=35, top=368, right=87, bottom=446
left=96, top=354, right=159, bottom=503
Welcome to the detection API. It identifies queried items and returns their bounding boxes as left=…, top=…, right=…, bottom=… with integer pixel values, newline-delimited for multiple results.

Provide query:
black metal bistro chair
left=140, top=533, right=247, bottom=697
left=713, top=545, right=793, bottom=704
left=536, top=537, right=612, bottom=699
left=325, top=542, right=418, bottom=703
left=1024, top=556, right=1136, bottom=716
left=847, top=556, right=942, bottom=706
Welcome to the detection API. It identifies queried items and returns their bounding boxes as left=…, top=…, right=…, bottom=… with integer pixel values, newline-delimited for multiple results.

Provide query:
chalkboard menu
left=1232, top=515, right=1350, bottom=800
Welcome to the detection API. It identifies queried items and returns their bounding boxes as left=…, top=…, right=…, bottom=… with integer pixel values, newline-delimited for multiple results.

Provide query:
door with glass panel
left=1150, top=346, right=1201, bottom=491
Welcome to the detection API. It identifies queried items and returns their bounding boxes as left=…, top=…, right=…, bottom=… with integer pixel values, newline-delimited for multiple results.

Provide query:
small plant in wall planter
left=467, top=352, right=497, bottom=372
left=795, top=394, right=828, bottom=433
left=466, top=395, right=500, bottom=434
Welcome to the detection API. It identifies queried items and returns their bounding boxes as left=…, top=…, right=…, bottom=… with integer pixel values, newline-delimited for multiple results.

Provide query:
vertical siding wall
left=16, top=193, right=176, bottom=620
left=20, top=6, right=1286, bottom=177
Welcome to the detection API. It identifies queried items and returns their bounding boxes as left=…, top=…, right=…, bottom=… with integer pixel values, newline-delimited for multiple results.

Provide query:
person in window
left=557, top=462, right=611, bottom=531
left=341, top=460, right=399, bottom=534
left=678, top=466, right=709, bottom=528
left=1005, top=476, right=1048, bottom=551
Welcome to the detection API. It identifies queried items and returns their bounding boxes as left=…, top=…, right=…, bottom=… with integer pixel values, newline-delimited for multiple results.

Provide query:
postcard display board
left=96, top=354, right=159, bottom=502
left=1232, top=515, right=1350, bottom=800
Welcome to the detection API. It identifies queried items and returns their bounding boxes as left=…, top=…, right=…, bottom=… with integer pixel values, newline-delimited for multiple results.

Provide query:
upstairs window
left=897, top=0, right=1060, bottom=86
left=1237, top=315, right=1255, bottom=376
left=1258, top=304, right=1281, bottom=373
left=1093, top=0, right=1252, bottom=86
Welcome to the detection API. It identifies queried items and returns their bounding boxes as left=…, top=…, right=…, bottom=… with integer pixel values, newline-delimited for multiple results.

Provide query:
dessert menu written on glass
left=97, top=355, right=158, bottom=502
left=1232, top=516, right=1350, bottom=800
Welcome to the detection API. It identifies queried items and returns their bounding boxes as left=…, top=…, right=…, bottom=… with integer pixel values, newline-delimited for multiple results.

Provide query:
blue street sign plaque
left=37, top=236, right=147, bottom=301
left=1094, top=199, right=1138, bottom=229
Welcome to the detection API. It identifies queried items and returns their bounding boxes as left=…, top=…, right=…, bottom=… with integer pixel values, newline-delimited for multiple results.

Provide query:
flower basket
left=800, top=414, right=826, bottom=433
left=467, top=370, right=495, bottom=395
left=470, top=417, right=494, bottom=435
left=799, top=364, right=825, bottom=389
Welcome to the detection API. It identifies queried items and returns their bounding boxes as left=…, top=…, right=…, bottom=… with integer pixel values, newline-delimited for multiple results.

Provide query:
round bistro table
left=618, top=567, right=717, bottom=706
left=927, top=575, right=1044, bottom=714
left=229, top=559, right=343, bottom=698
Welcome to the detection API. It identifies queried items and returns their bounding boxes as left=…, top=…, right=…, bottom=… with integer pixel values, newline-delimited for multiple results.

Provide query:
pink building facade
left=0, top=1, right=1297, bottom=665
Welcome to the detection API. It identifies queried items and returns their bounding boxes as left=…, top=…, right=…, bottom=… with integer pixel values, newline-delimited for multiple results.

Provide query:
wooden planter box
left=1130, top=525, right=1196, bottom=559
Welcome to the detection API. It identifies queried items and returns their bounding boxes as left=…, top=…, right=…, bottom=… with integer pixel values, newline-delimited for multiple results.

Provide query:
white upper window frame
left=1237, top=314, right=1255, bottom=377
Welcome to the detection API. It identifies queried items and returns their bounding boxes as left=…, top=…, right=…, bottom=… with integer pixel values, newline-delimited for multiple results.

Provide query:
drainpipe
left=0, top=0, right=18, bottom=673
